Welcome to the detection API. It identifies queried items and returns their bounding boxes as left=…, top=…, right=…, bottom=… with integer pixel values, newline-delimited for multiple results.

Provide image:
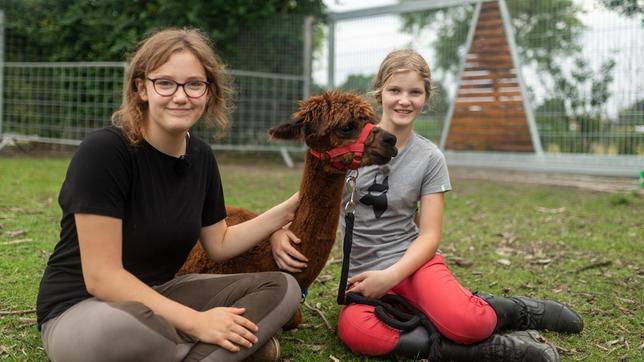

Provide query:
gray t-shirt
left=341, top=132, right=452, bottom=277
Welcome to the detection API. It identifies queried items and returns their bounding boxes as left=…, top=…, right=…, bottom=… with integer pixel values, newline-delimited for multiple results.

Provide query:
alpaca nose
left=381, top=133, right=396, bottom=148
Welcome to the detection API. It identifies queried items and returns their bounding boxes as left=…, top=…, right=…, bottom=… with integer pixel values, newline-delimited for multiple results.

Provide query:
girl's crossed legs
left=338, top=254, right=496, bottom=356
left=41, top=272, right=300, bottom=362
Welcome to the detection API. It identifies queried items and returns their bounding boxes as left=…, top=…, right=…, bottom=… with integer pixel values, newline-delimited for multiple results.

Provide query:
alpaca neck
left=290, top=152, right=347, bottom=288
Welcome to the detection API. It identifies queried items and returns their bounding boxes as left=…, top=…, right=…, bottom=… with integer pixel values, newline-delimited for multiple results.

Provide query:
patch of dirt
left=449, top=167, right=643, bottom=194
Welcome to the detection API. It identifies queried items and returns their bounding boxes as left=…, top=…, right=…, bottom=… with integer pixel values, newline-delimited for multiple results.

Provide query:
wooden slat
left=473, top=28, right=506, bottom=38
left=465, top=53, right=513, bottom=62
left=451, top=110, right=528, bottom=118
left=478, top=12, right=503, bottom=22
left=457, top=91, right=523, bottom=99
left=449, top=117, right=530, bottom=126
left=464, top=63, right=517, bottom=71
left=461, top=73, right=517, bottom=81
left=456, top=99, right=524, bottom=106
left=476, top=20, right=504, bottom=29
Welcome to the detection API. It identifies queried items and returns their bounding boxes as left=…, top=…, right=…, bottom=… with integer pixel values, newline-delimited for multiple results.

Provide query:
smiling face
left=379, top=70, right=427, bottom=131
left=137, top=50, right=209, bottom=138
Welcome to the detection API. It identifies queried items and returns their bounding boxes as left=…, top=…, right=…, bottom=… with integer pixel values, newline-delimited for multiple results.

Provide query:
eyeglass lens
left=151, top=79, right=208, bottom=98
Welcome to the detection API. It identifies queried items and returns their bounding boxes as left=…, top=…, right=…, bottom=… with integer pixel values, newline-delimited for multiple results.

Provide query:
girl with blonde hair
left=272, top=48, right=582, bottom=362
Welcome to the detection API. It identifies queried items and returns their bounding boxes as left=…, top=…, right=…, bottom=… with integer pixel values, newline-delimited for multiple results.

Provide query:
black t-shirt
left=36, top=126, right=226, bottom=328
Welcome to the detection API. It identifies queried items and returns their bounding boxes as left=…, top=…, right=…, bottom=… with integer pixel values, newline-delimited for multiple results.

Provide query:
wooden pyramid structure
left=442, top=0, right=539, bottom=152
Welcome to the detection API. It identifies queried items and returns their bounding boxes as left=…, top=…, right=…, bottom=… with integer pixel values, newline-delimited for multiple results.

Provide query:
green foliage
left=2, top=0, right=325, bottom=73
left=600, top=0, right=644, bottom=22
left=618, top=99, right=644, bottom=126
left=534, top=58, right=642, bottom=155
left=339, top=74, right=374, bottom=95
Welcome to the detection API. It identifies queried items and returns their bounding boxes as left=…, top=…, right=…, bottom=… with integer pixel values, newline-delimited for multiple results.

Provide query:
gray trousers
left=41, top=272, right=301, bottom=362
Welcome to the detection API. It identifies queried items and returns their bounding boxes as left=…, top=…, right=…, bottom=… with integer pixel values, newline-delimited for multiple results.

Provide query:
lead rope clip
left=345, top=170, right=359, bottom=213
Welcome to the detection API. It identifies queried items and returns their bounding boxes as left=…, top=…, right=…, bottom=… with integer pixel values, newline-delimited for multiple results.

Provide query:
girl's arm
left=76, top=213, right=259, bottom=352
left=200, top=192, right=299, bottom=262
left=348, top=192, right=445, bottom=299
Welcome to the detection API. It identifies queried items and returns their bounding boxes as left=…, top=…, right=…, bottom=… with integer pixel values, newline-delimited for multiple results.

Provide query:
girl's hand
left=347, top=270, right=398, bottom=299
left=270, top=229, right=308, bottom=272
left=191, top=307, right=258, bottom=352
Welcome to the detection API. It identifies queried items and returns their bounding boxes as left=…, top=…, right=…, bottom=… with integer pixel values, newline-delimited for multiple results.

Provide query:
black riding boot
left=478, top=293, right=583, bottom=333
left=438, top=330, right=560, bottom=362
left=389, top=327, right=559, bottom=362
left=389, top=325, right=434, bottom=360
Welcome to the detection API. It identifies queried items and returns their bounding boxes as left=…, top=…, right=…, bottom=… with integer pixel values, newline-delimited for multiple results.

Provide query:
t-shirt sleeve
left=59, top=129, right=131, bottom=219
left=421, top=148, right=452, bottom=195
left=201, top=152, right=227, bottom=227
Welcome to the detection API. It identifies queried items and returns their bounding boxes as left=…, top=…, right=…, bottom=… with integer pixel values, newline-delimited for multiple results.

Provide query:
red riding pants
left=337, top=254, right=497, bottom=356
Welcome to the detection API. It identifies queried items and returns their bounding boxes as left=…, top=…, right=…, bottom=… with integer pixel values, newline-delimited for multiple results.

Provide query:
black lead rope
left=337, top=172, right=357, bottom=305
left=337, top=211, right=354, bottom=304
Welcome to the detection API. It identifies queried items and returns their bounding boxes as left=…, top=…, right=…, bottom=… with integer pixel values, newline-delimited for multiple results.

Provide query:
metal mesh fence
left=325, top=0, right=644, bottom=157
left=3, top=63, right=125, bottom=142
left=0, top=6, right=310, bottom=152
left=1, top=63, right=304, bottom=149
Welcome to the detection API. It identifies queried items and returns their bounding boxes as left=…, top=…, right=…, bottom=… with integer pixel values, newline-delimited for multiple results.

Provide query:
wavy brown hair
left=371, top=48, right=432, bottom=105
left=112, top=28, right=233, bottom=144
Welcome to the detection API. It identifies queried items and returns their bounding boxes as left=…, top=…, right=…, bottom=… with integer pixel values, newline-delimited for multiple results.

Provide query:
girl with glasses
left=36, top=28, right=300, bottom=362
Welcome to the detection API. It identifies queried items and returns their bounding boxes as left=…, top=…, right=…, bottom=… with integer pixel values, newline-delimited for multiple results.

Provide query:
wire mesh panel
left=193, top=70, right=304, bottom=149
left=2, top=64, right=304, bottom=148
left=325, top=0, right=644, bottom=157
left=523, top=1, right=644, bottom=156
left=3, top=63, right=125, bottom=142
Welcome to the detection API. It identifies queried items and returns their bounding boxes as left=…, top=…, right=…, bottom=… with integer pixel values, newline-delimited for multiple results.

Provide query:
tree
left=600, top=0, right=644, bottom=21
left=339, top=74, right=374, bottom=94
left=618, top=99, right=644, bottom=126
left=2, top=0, right=326, bottom=74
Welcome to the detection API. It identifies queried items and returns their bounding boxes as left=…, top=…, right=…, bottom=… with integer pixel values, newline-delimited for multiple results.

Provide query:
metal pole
left=303, top=16, right=314, bottom=100
left=0, top=11, right=5, bottom=144
left=327, top=19, right=335, bottom=89
left=498, top=0, right=544, bottom=155
left=439, top=2, right=482, bottom=150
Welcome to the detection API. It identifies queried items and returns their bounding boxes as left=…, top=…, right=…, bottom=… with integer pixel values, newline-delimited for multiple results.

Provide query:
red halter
left=309, top=123, right=375, bottom=170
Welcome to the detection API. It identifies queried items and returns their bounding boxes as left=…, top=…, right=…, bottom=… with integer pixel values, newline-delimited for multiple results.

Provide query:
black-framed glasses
left=147, top=77, right=210, bottom=98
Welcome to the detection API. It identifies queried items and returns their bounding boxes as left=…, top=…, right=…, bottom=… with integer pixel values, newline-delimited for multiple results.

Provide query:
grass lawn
left=0, top=154, right=642, bottom=361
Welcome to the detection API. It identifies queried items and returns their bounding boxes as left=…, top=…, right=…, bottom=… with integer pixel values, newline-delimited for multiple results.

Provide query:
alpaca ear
left=269, top=120, right=304, bottom=140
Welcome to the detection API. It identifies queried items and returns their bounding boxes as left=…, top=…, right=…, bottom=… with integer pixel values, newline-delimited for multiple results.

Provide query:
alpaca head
left=269, top=91, right=397, bottom=170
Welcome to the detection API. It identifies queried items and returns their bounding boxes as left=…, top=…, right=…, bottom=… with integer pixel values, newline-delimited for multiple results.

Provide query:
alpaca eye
left=339, top=122, right=355, bottom=135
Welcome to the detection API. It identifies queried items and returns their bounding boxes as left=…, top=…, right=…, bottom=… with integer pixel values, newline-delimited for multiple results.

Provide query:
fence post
left=303, top=16, right=314, bottom=100
left=498, top=0, right=544, bottom=155
left=0, top=10, right=5, bottom=146
left=327, top=18, right=335, bottom=89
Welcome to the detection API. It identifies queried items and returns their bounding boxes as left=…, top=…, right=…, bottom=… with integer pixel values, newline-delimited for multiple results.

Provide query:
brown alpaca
left=177, top=91, right=397, bottom=326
